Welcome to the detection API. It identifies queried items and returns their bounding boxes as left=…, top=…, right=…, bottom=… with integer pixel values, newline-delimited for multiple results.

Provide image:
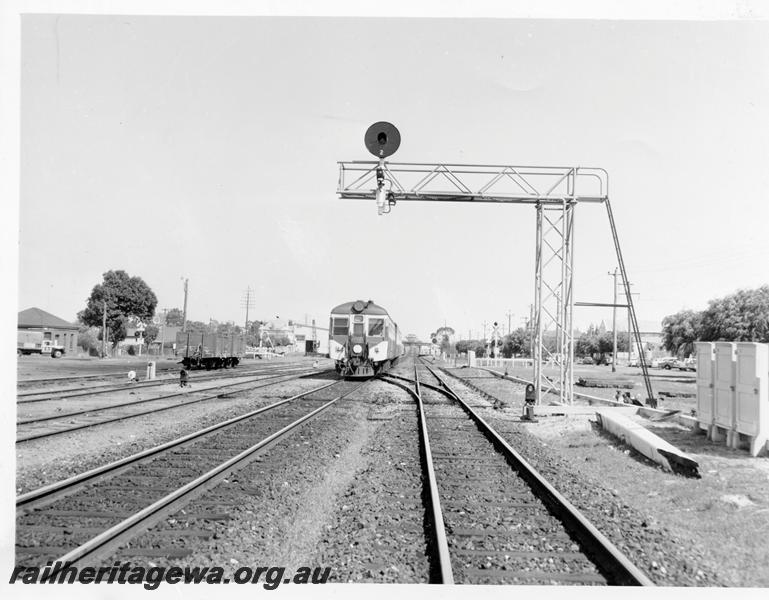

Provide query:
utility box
left=468, top=350, right=476, bottom=367
left=734, top=343, right=768, bottom=456
left=713, top=342, right=736, bottom=443
left=695, top=342, right=716, bottom=431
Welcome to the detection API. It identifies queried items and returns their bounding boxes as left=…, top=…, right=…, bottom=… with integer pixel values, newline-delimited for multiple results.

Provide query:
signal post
left=337, top=123, right=654, bottom=405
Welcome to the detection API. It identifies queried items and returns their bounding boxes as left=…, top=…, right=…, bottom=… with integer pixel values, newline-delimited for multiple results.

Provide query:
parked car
left=652, top=357, right=679, bottom=370
left=678, top=358, right=697, bottom=372
left=581, top=356, right=594, bottom=365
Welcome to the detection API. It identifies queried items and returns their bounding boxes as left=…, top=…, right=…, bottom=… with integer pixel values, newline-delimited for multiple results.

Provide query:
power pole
left=506, top=310, right=514, bottom=335
left=242, top=287, right=255, bottom=334
left=101, top=300, right=107, bottom=359
left=181, top=278, right=189, bottom=332
left=609, top=268, right=618, bottom=373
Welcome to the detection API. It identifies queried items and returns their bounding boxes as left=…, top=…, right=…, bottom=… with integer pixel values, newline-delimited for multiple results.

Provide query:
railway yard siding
left=14, top=355, right=769, bottom=586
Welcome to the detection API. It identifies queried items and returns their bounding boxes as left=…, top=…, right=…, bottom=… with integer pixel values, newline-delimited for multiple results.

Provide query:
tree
left=77, top=324, right=101, bottom=356
left=78, top=270, right=158, bottom=345
left=699, top=286, right=769, bottom=343
left=165, top=308, right=185, bottom=326
left=434, top=326, right=455, bottom=355
left=143, top=324, right=159, bottom=345
left=243, top=320, right=262, bottom=347
left=576, top=332, right=599, bottom=358
left=274, top=334, right=292, bottom=347
left=501, top=327, right=531, bottom=358
left=661, top=309, right=703, bottom=357
left=185, top=320, right=209, bottom=334
left=455, top=339, right=486, bottom=357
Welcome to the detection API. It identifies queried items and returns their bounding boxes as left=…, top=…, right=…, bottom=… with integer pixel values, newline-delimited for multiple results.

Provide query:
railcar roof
left=330, top=300, right=390, bottom=316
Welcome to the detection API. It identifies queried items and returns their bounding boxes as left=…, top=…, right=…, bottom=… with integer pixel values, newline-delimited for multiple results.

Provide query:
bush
left=127, top=345, right=136, bottom=356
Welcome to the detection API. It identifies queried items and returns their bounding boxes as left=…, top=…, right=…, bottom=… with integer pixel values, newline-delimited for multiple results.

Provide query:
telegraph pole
left=609, top=268, right=618, bottom=373
left=506, top=310, right=514, bottom=335
left=242, top=286, right=255, bottom=333
left=181, top=278, right=189, bottom=332
left=101, top=300, right=107, bottom=359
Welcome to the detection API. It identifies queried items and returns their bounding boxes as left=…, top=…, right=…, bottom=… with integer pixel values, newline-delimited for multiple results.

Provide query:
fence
left=472, top=357, right=534, bottom=369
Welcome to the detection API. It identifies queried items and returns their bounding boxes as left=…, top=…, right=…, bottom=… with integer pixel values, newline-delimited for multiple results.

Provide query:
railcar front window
left=332, top=318, right=349, bottom=336
left=368, top=319, right=384, bottom=336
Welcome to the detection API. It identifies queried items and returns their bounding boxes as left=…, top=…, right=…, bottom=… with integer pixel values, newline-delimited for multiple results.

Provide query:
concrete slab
left=595, top=409, right=700, bottom=477
left=534, top=405, right=636, bottom=417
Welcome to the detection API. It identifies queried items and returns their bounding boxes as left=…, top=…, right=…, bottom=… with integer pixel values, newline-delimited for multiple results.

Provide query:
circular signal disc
left=364, top=122, right=401, bottom=158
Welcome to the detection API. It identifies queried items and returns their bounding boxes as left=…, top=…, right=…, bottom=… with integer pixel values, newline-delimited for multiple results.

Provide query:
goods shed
left=18, top=307, right=79, bottom=355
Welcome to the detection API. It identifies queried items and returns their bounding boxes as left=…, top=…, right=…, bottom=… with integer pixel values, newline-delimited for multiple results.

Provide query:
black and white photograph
left=3, top=1, right=769, bottom=595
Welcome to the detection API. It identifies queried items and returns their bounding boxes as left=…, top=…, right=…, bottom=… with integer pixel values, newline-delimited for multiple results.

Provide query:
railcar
left=329, top=300, right=404, bottom=378
left=176, top=331, right=245, bottom=369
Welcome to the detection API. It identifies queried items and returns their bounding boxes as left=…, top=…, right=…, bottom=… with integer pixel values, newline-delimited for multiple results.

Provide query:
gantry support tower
left=338, top=126, right=655, bottom=405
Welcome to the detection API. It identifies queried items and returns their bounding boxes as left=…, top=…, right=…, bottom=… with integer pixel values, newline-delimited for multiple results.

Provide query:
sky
left=10, top=5, right=769, bottom=342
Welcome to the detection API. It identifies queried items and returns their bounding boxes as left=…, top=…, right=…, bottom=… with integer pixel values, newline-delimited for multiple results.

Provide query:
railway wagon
left=176, top=331, right=245, bottom=369
left=329, top=300, right=404, bottom=378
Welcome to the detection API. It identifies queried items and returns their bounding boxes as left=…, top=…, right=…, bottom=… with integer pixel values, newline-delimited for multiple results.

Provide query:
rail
left=419, top=360, right=653, bottom=586
left=36, top=380, right=370, bottom=575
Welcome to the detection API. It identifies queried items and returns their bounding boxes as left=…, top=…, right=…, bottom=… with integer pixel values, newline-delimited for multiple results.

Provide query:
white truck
left=17, top=330, right=66, bottom=357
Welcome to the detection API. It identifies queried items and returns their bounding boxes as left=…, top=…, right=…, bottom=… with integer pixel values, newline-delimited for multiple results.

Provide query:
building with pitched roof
left=18, top=307, right=79, bottom=355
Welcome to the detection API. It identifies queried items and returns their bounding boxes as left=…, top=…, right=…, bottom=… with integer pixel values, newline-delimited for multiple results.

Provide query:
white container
left=713, top=342, right=736, bottom=442
left=734, top=343, right=769, bottom=456
left=695, top=342, right=716, bottom=430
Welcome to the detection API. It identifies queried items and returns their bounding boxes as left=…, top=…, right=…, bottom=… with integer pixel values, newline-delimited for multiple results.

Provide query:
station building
left=17, top=307, right=79, bottom=355
left=259, top=319, right=329, bottom=354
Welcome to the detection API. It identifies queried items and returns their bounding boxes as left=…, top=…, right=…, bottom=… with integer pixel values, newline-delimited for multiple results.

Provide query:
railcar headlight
left=353, top=344, right=363, bottom=354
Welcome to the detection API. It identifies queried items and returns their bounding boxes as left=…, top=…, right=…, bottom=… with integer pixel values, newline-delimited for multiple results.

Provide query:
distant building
left=123, top=324, right=182, bottom=356
left=291, top=321, right=329, bottom=354
left=18, top=307, right=79, bottom=355
left=259, top=319, right=329, bottom=354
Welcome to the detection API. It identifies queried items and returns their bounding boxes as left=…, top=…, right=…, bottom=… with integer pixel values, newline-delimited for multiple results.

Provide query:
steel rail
left=17, top=369, right=177, bottom=385
left=378, top=370, right=453, bottom=583
left=380, top=372, right=452, bottom=397
left=420, top=360, right=654, bottom=586
left=17, top=380, right=341, bottom=509
left=16, top=370, right=324, bottom=443
left=45, top=380, right=369, bottom=573
left=17, top=364, right=311, bottom=402
left=17, top=368, right=320, bottom=424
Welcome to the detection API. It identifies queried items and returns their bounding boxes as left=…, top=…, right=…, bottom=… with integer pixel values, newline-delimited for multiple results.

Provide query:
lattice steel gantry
left=337, top=123, right=655, bottom=405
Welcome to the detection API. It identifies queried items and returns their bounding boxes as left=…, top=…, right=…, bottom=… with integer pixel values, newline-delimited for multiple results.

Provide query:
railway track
left=381, top=359, right=653, bottom=585
left=17, top=366, right=179, bottom=388
left=16, top=368, right=331, bottom=443
left=15, top=378, right=369, bottom=572
left=17, top=363, right=312, bottom=402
